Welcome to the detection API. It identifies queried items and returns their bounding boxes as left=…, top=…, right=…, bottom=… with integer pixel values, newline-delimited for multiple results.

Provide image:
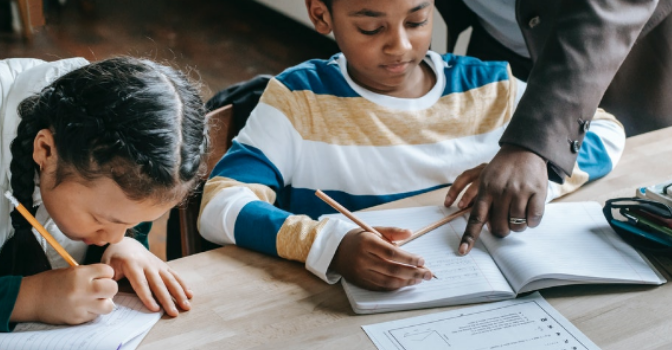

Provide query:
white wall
left=252, top=0, right=471, bottom=55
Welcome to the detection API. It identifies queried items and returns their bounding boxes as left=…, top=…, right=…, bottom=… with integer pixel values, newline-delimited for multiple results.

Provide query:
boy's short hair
left=320, top=0, right=332, bottom=11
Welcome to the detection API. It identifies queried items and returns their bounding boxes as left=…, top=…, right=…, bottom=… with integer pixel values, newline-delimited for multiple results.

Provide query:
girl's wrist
left=10, top=275, right=39, bottom=323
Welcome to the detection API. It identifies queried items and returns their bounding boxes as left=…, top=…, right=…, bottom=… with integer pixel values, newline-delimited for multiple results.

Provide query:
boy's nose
left=384, top=27, right=412, bottom=56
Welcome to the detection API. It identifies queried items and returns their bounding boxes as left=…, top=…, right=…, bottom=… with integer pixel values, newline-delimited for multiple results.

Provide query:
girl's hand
left=101, top=237, right=193, bottom=317
left=12, top=264, right=117, bottom=325
left=330, top=227, right=433, bottom=291
left=444, top=163, right=488, bottom=209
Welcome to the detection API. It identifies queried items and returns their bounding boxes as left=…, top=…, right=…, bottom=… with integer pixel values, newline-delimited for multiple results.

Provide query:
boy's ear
left=305, top=0, right=333, bottom=35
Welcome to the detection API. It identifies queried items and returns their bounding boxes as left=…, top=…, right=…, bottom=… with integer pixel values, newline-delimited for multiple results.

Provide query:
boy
left=198, top=0, right=625, bottom=291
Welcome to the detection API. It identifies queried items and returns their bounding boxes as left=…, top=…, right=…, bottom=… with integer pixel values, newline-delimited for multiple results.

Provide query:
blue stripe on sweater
left=210, top=141, right=285, bottom=190
left=442, top=54, right=510, bottom=96
left=277, top=184, right=451, bottom=220
left=276, top=56, right=359, bottom=97
left=276, top=53, right=510, bottom=98
left=577, top=131, right=613, bottom=181
left=234, top=201, right=289, bottom=257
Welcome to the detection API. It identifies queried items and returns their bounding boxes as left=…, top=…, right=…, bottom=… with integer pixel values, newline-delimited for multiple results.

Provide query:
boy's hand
left=12, top=264, right=117, bottom=325
left=102, top=237, right=193, bottom=317
left=330, top=227, right=433, bottom=291
left=444, top=163, right=488, bottom=209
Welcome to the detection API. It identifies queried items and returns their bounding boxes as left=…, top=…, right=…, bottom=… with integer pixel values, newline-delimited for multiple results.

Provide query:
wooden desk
left=139, top=127, right=672, bottom=350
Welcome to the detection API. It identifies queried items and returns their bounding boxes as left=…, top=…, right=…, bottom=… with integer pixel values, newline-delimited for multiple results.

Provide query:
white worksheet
left=363, top=292, right=599, bottom=350
left=0, top=293, right=161, bottom=350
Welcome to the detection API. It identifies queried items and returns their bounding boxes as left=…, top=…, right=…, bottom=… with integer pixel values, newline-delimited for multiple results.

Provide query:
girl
left=0, top=56, right=207, bottom=330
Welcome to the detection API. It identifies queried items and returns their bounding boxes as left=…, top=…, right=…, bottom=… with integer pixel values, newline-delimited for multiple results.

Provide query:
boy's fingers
left=460, top=196, right=491, bottom=255
left=459, top=183, right=479, bottom=209
left=445, top=172, right=474, bottom=207
left=369, top=241, right=423, bottom=267
left=147, top=271, right=178, bottom=317
left=364, top=269, right=416, bottom=291
left=124, top=267, right=159, bottom=312
left=375, top=226, right=412, bottom=241
left=160, top=270, right=190, bottom=311
left=367, top=254, right=432, bottom=281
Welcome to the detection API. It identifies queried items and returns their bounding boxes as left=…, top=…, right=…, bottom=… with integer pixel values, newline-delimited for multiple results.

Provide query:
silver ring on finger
left=508, top=217, right=527, bottom=225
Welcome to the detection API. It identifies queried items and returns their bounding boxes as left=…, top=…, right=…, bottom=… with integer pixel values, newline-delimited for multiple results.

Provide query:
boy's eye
left=359, top=27, right=383, bottom=35
left=407, top=19, right=429, bottom=28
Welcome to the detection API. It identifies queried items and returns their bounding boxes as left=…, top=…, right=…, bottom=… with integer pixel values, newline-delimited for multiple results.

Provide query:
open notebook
left=0, top=293, right=161, bottom=350
left=323, top=202, right=666, bottom=314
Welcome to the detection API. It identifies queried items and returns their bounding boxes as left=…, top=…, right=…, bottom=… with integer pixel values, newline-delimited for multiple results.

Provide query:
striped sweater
left=198, top=51, right=625, bottom=283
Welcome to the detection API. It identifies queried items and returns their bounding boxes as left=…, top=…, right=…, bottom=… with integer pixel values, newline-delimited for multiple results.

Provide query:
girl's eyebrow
left=348, top=2, right=431, bottom=17
left=102, top=214, right=133, bottom=225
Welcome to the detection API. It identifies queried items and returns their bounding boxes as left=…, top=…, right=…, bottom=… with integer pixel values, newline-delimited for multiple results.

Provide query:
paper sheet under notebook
left=363, top=292, right=600, bottom=350
left=0, top=293, right=162, bottom=350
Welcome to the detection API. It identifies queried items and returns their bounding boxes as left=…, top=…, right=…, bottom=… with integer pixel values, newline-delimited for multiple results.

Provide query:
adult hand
left=452, top=145, right=548, bottom=255
left=330, top=227, right=433, bottom=291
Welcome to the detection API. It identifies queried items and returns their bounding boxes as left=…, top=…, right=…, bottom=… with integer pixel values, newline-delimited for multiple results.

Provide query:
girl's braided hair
left=0, top=57, right=208, bottom=277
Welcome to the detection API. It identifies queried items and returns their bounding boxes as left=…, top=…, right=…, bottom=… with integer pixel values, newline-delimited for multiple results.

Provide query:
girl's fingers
left=147, top=270, right=178, bottom=317
left=169, top=268, right=193, bottom=299
left=124, top=266, right=160, bottom=312
left=160, top=269, right=191, bottom=311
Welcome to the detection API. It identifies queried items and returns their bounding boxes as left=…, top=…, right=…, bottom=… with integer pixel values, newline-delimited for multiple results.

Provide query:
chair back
left=178, top=105, right=234, bottom=256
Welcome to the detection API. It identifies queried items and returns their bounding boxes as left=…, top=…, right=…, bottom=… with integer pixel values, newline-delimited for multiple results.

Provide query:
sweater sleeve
left=198, top=79, right=357, bottom=283
left=0, top=276, right=22, bottom=332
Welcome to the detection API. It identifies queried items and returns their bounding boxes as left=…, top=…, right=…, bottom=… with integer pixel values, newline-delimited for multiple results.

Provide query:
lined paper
left=481, top=202, right=666, bottom=293
left=325, top=206, right=514, bottom=313
left=0, top=293, right=161, bottom=350
left=324, top=202, right=665, bottom=314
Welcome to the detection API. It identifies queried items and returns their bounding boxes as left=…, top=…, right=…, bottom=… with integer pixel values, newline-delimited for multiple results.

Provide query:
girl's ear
left=305, top=0, right=334, bottom=35
left=33, top=129, right=58, bottom=173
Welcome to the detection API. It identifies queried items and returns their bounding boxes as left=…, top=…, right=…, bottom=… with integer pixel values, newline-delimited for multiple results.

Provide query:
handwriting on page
left=363, top=293, right=600, bottom=350
left=340, top=207, right=514, bottom=309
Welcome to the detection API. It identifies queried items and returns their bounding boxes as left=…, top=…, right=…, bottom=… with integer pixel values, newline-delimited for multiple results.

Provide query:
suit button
left=571, top=140, right=581, bottom=153
left=583, top=120, right=591, bottom=132
left=528, top=16, right=541, bottom=28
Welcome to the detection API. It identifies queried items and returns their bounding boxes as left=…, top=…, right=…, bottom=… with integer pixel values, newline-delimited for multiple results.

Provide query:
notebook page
left=480, top=201, right=666, bottom=293
left=323, top=206, right=514, bottom=313
left=0, top=293, right=162, bottom=350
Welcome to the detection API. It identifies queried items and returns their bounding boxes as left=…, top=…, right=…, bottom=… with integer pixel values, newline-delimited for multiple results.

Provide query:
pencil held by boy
left=198, top=0, right=625, bottom=292
left=0, top=57, right=207, bottom=329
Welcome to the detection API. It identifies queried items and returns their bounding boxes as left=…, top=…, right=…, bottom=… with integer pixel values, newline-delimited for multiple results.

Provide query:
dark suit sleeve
left=0, top=276, right=22, bottom=332
left=500, top=0, right=659, bottom=182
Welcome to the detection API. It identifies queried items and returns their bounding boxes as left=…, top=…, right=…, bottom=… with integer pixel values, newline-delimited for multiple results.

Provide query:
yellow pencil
left=4, top=191, right=79, bottom=267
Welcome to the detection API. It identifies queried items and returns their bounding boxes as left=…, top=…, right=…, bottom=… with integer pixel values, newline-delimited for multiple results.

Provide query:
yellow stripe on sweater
left=276, top=216, right=328, bottom=263
left=198, top=176, right=277, bottom=230
left=261, top=78, right=515, bottom=146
